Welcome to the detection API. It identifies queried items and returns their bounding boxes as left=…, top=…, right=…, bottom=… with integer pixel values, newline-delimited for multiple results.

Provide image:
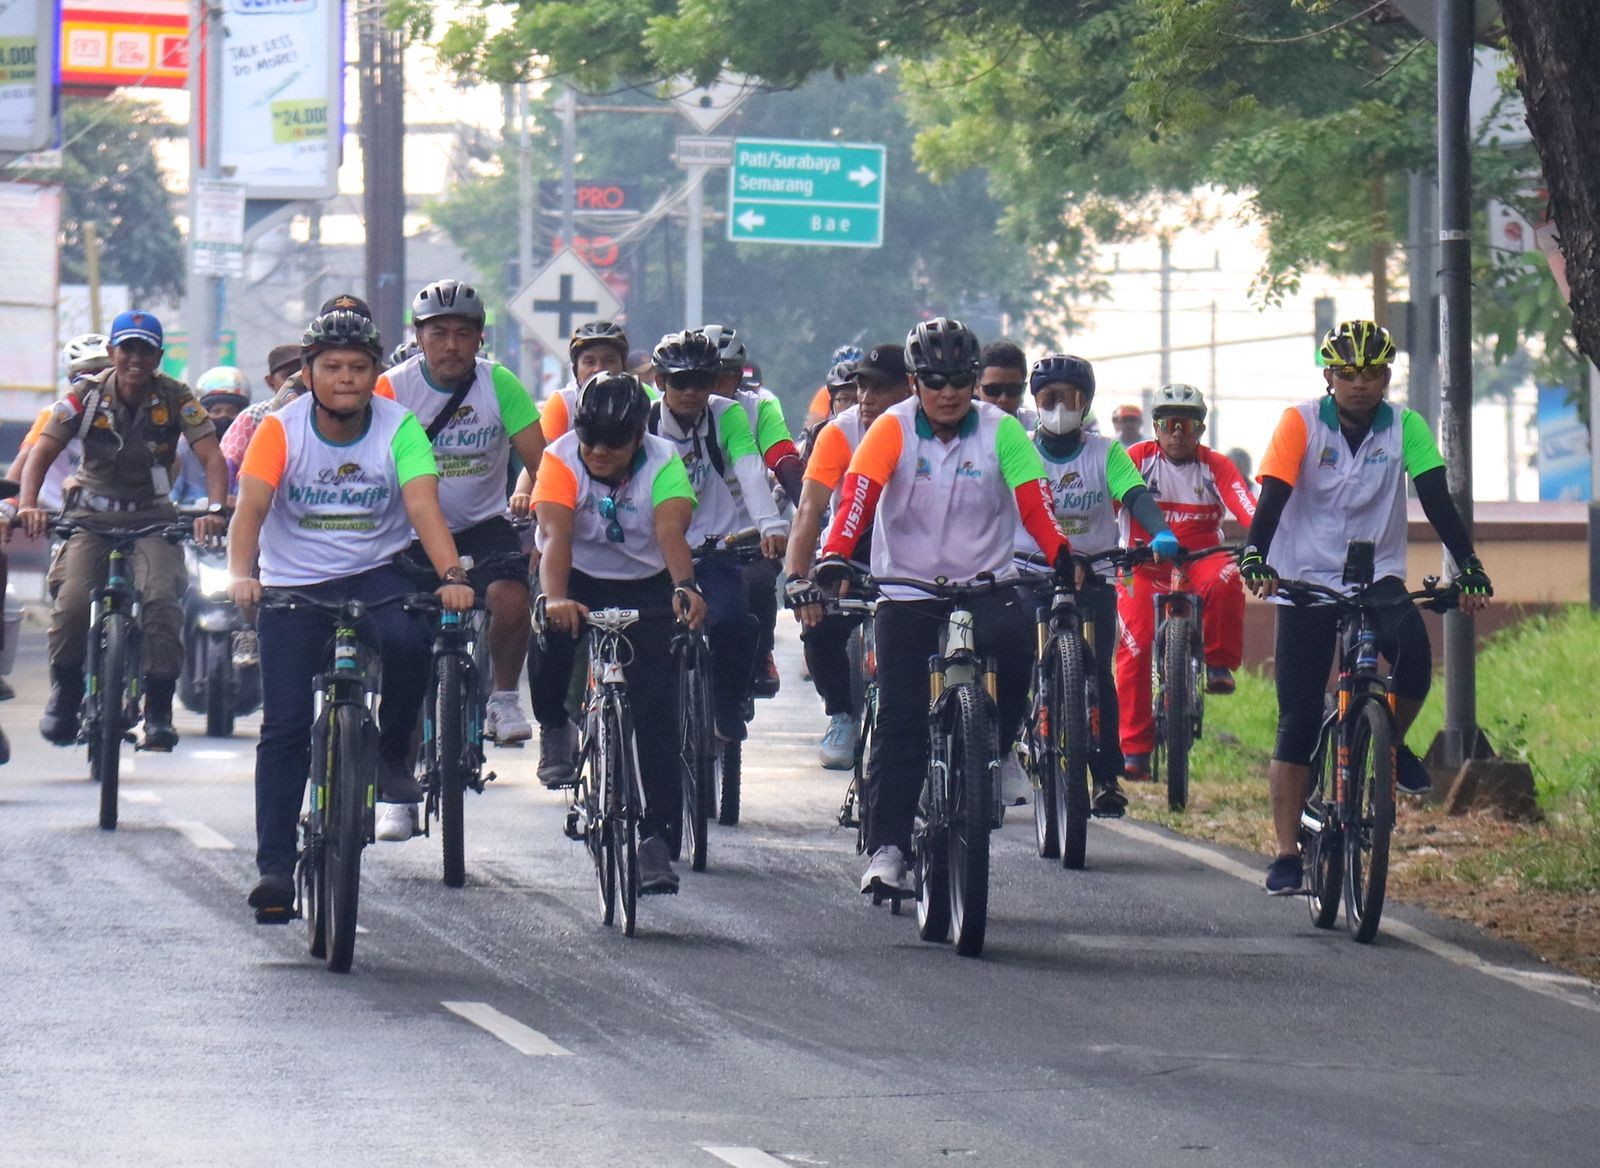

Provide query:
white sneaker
left=376, top=803, right=419, bottom=842
left=231, top=629, right=260, bottom=668
left=860, top=845, right=910, bottom=896
left=819, top=713, right=857, bottom=770
left=485, top=690, right=533, bottom=745
left=1000, top=750, right=1031, bottom=807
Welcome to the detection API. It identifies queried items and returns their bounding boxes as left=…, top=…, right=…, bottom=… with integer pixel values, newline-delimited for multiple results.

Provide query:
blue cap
left=109, top=310, right=163, bottom=349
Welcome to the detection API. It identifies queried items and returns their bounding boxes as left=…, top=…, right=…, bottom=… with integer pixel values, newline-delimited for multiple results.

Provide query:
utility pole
left=1406, top=171, right=1441, bottom=431
left=360, top=0, right=405, bottom=349
left=517, top=82, right=535, bottom=385
left=685, top=167, right=705, bottom=328
left=1112, top=236, right=1219, bottom=406
left=185, top=0, right=224, bottom=378
left=1208, top=300, right=1219, bottom=447
left=559, top=86, right=576, bottom=256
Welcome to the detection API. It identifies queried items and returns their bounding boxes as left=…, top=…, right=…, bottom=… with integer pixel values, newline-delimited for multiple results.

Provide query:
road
left=2, top=622, right=1597, bottom=1167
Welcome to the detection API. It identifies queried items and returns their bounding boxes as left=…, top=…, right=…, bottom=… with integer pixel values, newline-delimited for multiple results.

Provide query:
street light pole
left=185, top=0, right=223, bottom=378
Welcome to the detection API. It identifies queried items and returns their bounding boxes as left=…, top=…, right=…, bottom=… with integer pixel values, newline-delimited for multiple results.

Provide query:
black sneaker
left=138, top=720, right=179, bottom=752
left=40, top=667, right=84, bottom=746
left=248, top=873, right=296, bottom=923
left=1396, top=744, right=1432, bottom=794
left=1265, top=853, right=1305, bottom=896
left=1091, top=780, right=1128, bottom=819
left=638, top=835, right=680, bottom=894
left=752, top=652, right=780, bottom=698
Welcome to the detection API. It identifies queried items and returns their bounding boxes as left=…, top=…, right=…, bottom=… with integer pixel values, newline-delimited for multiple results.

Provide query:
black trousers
left=802, top=610, right=864, bottom=716
left=867, top=584, right=1034, bottom=853
left=1034, top=575, right=1124, bottom=785
left=743, top=556, right=781, bottom=660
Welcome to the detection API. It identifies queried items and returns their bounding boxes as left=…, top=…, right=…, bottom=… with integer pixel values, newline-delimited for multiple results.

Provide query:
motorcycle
left=178, top=543, right=261, bottom=737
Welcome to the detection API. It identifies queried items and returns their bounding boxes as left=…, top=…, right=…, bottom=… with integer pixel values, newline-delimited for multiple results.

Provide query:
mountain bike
left=692, top=529, right=764, bottom=827
left=51, top=518, right=191, bottom=830
left=1277, top=549, right=1460, bottom=943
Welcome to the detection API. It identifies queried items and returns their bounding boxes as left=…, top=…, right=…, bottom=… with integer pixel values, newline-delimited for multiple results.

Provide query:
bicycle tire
left=948, top=684, right=996, bottom=958
left=1051, top=632, right=1091, bottom=869
left=848, top=686, right=876, bottom=854
left=1161, top=617, right=1194, bottom=812
left=436, top=654, right=468, bottom=888
left=93, top=611, right=131, bottom=830
left=717, top=737, right=742, bottom=826
left=606, top=695, right=641, bottom=937
left=1305, top=720, right=1344, bottom=930
left=678, top=646, right=713, bottom=872
left=914, top=761, right=950, bottom=943
left=847, top=623, right=868, bottom=716
left=204, top=634, right=235, bottom=738
left=303, top=713, right=331, bottom=958
left=325, top=702, right=374, bottom=973
left=1344, top=695, right=1395, bottom=943
left=1029, top=653, right=1059, bottom=859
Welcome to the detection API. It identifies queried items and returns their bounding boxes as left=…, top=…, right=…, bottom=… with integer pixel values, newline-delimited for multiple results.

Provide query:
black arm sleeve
left=1122, top=485, right=1168, bottom=542
left=1244, top=476, right=1293, bottom=558
left=1413, top=466, right=1475, bottom=566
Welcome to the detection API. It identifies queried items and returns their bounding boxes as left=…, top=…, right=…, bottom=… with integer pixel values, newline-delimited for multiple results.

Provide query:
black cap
left=856, top=343, right=908, bottom=381
left=319, top=293, right=373, bottom=318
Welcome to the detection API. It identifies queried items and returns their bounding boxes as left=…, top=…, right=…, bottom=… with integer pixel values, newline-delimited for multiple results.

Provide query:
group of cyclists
left=0, top=286, right=1494, bottom=920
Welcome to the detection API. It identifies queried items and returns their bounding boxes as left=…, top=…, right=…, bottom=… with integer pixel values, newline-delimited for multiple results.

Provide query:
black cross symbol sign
left=532, top=274, right=600, bottom=341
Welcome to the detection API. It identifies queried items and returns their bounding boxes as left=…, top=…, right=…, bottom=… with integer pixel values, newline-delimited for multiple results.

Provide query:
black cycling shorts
left=406, top=515, right=528, bottom=592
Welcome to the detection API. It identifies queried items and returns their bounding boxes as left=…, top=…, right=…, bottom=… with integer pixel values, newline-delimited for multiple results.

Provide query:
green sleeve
left=1401, top=408, right=1446, bottom=478
left=756, top=394, right=791, bottom=454
left=490, top=364, right=540, bottom=435
left=645, top=383, right=662, bottom=402
left=995, top=414, right=1048, bottom=488
left=651, top=453, right=698, bottom=508
left=391, top=413, right=440, bottom=485
left=715, top=401, right=761, bottom=462
left=1104, top=439, right=1147, bottom=500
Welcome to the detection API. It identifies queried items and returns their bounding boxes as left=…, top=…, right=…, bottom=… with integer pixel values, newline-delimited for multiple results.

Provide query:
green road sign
left=728, top=137, right=885, bottom=248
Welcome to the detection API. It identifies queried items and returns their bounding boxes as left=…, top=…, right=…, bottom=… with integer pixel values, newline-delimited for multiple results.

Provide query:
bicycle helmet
left=196, top=366, right=252, bottom=411
left=569, top=319, right=629, bottom=363
left=700, top=324, right=748, bottom=374
left=826, top=360, right=858, bottom=390
left=904, top=317, right=981, bottom=378
left=302, top=308, right=384, bottom=364
left=1029, top=354, right=1095, bottom=403
left=63, top=333, right=111, bottom=379
left=411, top=279, right=487, bottom=327
left=574, top=371, right=650, bottom=447
left=1318, top=319, right=1395, bottom=368
left=652, top=329, right=722, bottom=374
left=831, top=343, right=863, bottom=365
left=388, top=339, right=420, bottom=368
left=1151, top=382, right=1207, bottom=419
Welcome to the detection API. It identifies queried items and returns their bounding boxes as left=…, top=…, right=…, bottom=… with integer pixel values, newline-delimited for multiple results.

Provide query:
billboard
left=0, top=0, right=57, bottom=151
left=59, top=0, right=189, bottom=90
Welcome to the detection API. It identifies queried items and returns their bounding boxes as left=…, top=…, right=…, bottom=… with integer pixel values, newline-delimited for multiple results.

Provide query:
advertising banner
left=59, top=0, right=189, bottom=90
left=0, top=183, right=61, bottom=395
left=0, top=0, right=56, bottom=151
left=1536, top=385, right=1591, bottom=502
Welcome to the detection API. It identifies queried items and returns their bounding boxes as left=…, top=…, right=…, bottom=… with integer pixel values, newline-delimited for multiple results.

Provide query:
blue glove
left=1151, top=530, right=1181, bottom=561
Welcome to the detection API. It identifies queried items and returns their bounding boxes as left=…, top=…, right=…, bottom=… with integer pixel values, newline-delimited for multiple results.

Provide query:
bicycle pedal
left=253, top=904, right=299, bottom=925
left=640, top=883, right=679, bottom=896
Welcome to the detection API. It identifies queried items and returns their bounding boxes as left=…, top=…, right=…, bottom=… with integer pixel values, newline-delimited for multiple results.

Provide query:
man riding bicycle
left=1116, top=383, right=1256, bottom=782
left=814, top=317, right=1073, bottom=899
left=14, top=310, right=229, bottom=751
left=1239, top=320, right=1492, bottom=894
left=172, top=366, right=251, bottom=505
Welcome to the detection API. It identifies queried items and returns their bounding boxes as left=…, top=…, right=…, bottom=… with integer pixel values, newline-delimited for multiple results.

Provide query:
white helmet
left=63, top=333, right=111, bottom=379
left=196, top=365, right=252, bottom=410
left=1151, top=382, right=1207, bottom=420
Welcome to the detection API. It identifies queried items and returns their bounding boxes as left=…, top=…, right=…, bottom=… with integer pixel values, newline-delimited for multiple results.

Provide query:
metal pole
left=84, top=221, right=103, bottom=332
left=1208, top=300, right=1218, bottom=446
left=517, top=82, right=535, bottom=384
left=1437, top=0, right=1479, bottom=765
left=1589, top=361, right=1600, bottom=609
left=1406, top=170, right=1440, bottom=432
left=1159, top=235, right=1172, bottom=387
left=560, top=86, right=577, bottom=255
left=185, top=0, right=223, bottom=379
left=685, top=167, right=704, bottom=327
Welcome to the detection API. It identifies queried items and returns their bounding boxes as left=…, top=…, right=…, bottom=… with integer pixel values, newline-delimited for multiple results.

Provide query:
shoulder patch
left=179, top=400, right=208, bottom=427
left=50, top=399, right=81, bottom=427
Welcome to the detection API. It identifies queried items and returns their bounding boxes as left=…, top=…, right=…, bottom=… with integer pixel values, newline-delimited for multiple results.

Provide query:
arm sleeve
left=491, top=364, right=540, bottom=435
left=1245, top=476, right=1293, bottom=558
left=803, top=424, right=852, bottom=490
left=651, top=454, right=697, bottom=508
left=373, top=373, right=396, bottom=401
left=1015, top=479, right=1068, bottom=559
left=540, top=393, right=570, bottom=441
left=718, top=405, right=785, bottom=535
left=239, top=415, right=289, bottom=489
left=1257, top=407, right=1308, bottom=487
left=1124, top=485, right=1168, bottom=539
left=1105, top=441, right=1146, bottom=501
left=532, top=451, right=579, bottom=509
left=1401, top=408, right=1447, bottom=478
left=1413, top=466, right=1474, bottom=565
left=995, top=415, right=1048, bottom=488
left=1207, top=447, right=1258, bottom=523
left=390, top=413, right=439, bottom=485
left=820, top=473, right=883, bottom=561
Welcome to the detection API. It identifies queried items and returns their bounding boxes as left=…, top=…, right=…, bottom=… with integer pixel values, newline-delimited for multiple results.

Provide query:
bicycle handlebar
left=49, top=518, right=194, bottom=545
left=866, top=573, right=1009, bottom=600
left=1274, top=577, right=1461, bottom=614
left=257, top=589, right=420, bottom=620
left=1121, top=541, right=1243, bottom=569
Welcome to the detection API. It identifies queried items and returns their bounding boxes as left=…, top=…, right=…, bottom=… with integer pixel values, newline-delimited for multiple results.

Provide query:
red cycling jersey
left=1121, top=440, right=1256, bottom=549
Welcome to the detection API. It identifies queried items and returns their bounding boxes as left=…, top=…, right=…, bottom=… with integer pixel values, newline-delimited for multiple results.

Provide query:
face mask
left=1037, top=404, right=1084, bottom=435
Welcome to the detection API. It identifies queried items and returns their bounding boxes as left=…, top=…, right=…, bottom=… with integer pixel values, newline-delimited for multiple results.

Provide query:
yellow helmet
left=1319, top=320, right=1396, bottom=368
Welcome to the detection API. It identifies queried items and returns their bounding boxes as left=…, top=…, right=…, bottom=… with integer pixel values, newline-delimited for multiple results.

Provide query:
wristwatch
left=205, top=502, right=226, bottom=516
left=442, top=565, right=470, bottom=586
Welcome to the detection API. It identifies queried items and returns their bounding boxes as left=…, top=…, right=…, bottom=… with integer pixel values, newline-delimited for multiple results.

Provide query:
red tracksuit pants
left=1115, top=557, right=1245, bottom=757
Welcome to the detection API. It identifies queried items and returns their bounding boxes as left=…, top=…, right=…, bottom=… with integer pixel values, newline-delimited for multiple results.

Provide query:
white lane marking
left=703, top=1149, right=791, bottom=1168
left=191, top=749, right=240, bottom=760
left=123, top=789, right=161, bottom=804
left=168, top=820, right=235, bottom=850
left=1102, top=819, right=1600, bottom=1014
left=441, top=1001, right=572, bottom=1057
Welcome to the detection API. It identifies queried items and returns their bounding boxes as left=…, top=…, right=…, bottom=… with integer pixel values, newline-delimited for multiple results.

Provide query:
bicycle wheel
left=435, top=654, right=468, bottom=888
left=717, top=737, right=742, bottom=826
left=1160, top=617, right=1194, bottom=812
left=581, top=711, right=616, bottom=927
left=914, top=763, right=950, bottom=944
left=1344, top=695, right=1395, bottom=943
left=93, top=611, right=131, bottom=830
left=204, top=633, right=235, bottom=738
left=848, top=685, right=876, bottom=853
left=606, top=695, right=641, bottom=937
left=1029, top=655, right=1059, bottom=859
left=1304, top=718, right=1344, bottom=930
left=324, top=702, right=374, bottom=973
left=678, top=647, right=713, bottom=872
left=947, top=684, right=997, bottom=958
left=1050, top=632, right=1091, bottom=869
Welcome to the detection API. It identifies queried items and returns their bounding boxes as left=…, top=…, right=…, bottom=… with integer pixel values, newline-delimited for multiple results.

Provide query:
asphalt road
left=2, top=622, right=1597, bottom=1167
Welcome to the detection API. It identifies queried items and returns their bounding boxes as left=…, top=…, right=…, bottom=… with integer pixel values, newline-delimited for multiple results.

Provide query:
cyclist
left=227, top=306, right=474, bottom=918
left=14, top=311, right=229, bottom=750
left=1017, top=355, right=1181, bottom=817
left=786, top=343, right=909, bottom=768
left=1111, top=403, right=1145, bottom=447
left=815, top=317, right=1073, bottom=898
left=1116, top=383, right=1255, bottom=782
left=804, top=344, right=863, bottom=429
left=173, top=366, right=250, bottom=505
left=377, top=280, right=544, bottom=810
left=2, top=333, right=109, bottom=511
left=531, top=371, right=706, bottom=893
left=798, top=360, right=859, bottom=466
left=976, top=340, right=1038, bottom=431
left=1239, top=320, right=1492, bottom=894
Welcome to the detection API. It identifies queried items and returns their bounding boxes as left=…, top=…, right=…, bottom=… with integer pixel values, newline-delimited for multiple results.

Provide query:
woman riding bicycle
left=227, top=305, right=474, bottom=919
left=814, top=317, right=1073, bottom=900
left=531, top=371, right=706, bottom=895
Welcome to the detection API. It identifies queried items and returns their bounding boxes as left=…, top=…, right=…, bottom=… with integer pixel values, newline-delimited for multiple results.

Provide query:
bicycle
left=672, top=621, right=716, bottom=872
left=825, top=593, right=879, bottom=856
left=871, top=575, right=1007, bottom=957
left=50, top=518, right=191, bottom=830
left=1276, top=548, right=1459, bottom=943
left=1127, top=542, right=1241, bottom=812
left=692, top=529, right=765, bottom=827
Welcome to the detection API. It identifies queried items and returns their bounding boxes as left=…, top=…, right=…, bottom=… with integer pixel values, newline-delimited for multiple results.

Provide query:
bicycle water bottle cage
left=1341, top=540, right=1376, bottom=587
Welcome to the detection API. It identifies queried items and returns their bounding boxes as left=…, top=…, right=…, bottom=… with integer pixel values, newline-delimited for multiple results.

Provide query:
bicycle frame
left=420, top=607, right=493, bottom=805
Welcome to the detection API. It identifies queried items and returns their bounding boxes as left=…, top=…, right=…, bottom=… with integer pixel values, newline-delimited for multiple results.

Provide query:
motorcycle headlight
left=197, top=560, right=232, bottom=599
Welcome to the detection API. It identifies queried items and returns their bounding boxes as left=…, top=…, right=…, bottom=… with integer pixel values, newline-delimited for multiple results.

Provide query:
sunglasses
left=663, top=369, right=718, bottom=392
left=597, top=494, right=625, bottom=543
left=978, top=380, right=1026, bottom=399
left=1330, top=364, right=1389, bottom=383
left=918, top=371, right=977, bottom=392
left=1154, top=416, right=1202, bottom=435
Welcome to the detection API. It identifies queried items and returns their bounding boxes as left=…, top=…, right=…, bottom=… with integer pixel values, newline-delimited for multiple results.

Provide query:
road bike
left=51, top=518, right=191, bottom=830
left=414, top=594, right=494, bottom=888
left=1277, top=546, right=1459, bottom=943
left=672, top=621, right=716, bottom=872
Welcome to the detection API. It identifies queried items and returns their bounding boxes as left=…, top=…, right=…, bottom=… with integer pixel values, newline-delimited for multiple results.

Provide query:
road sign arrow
left=736, top=208, right=767, bottom=232
left=847, top=165, right=878, bottom=188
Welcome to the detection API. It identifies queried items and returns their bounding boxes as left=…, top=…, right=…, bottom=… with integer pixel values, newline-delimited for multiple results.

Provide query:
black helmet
left=570, top=319, right=629, bottom=363
left=651, top=329, right=722, bottom=374
left=1029, top=354, right=1096, bottom=403
left=827, top=360, right=858, bottom=390
left=700, top=324, right=747, bottom=373
left=411, top=279, right=487, bottom=327
left=905, top=317, right=981, bottom=378
left=302, top=309, right=383, bottom=364
left=1319, top=319, right=1396, bottom=368
left=574, top=371, right=650, bottom=447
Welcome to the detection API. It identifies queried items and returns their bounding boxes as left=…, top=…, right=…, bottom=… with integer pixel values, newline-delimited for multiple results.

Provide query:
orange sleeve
left=540, top=393, right=570, bottom=441
left=22, top=407, right=50, bottom=448
left=1257, top=407, right=1309, bottom=486
left=240, top=414, right=289, bottom=489
left=843, top=413, right=904, bottom=485
left=808, top=385, right=829, bottom=417
left=803, top=422, right=852, bottom=490
left=373, top=373, right=396, bottom=401
left=531, top=450, right=579, bottom=509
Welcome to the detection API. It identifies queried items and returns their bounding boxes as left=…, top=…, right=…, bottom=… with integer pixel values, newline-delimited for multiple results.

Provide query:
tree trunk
left=1498, top=0, right=1600, bottom=366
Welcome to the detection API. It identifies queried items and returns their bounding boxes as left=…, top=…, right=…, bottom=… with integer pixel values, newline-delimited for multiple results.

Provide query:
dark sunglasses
left=663, top=369, right=718, bottom=392
left=917, top=370, right=977, bottom=392
left=978, top=380, right=1026, bottom=399
left=597, top=494, right=625, bottom=543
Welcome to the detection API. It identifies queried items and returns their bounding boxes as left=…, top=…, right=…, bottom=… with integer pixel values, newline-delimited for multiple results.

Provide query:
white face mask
left=1037, top=404, right=1084, bottom=435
